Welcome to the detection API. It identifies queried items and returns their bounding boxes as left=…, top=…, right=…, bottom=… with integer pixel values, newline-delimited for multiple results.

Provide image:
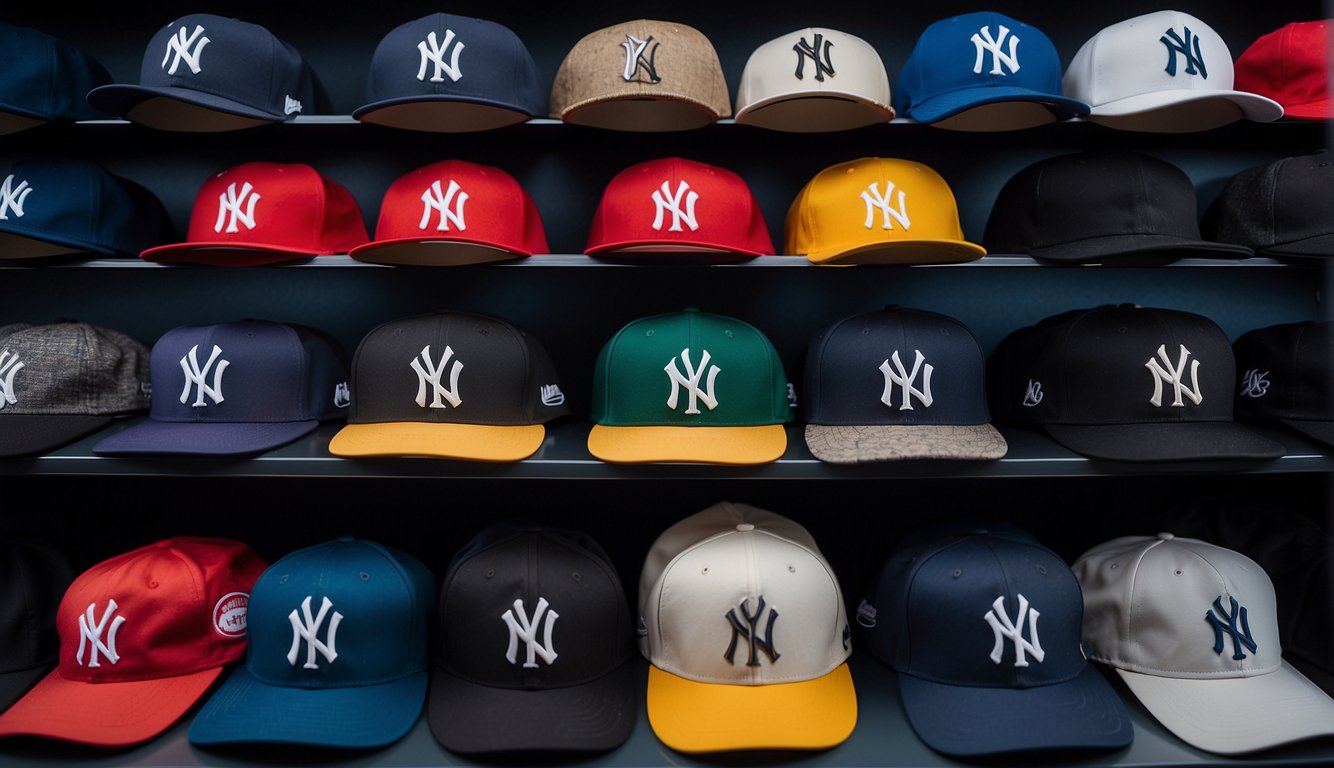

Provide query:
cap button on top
left=337, top=535, right=355, bottom=543
left=1156, top=532, right=1175, bottom=541
left=736, top=523, right=755, bottom=532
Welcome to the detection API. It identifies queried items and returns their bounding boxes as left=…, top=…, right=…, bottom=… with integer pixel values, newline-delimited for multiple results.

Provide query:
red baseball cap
left=584, top=157, right=773, bottom=261
left=141, top=162, right=368, bottom=266
left=0, top=537, right=267, bottom=746
left=1235, top=20, right=1332, bottom=120
left=349, top=159, right=548, bottom=266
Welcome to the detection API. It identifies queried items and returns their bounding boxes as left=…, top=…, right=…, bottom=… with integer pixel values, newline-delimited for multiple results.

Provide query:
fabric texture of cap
left=1074, top=533, right=1334, bottom=754
left=588, top=309, right=792, bottom=464
left=984, top=150, right=1254, bottom=264
left=733, top=28, right=894, bottom=132
left=1233, top=320, right=1334, bottom=447
left=894, top=12, right=1089, bottom=131
left=550, top=19, right=731, bottom=131
left=638, top=502, right=856, bottom=752
left=584, top=157, right=773, bottom=261
left=0, top=537, right=266, bottom=746
left=986, top=304, right=1285, bottom=462
left=92, top=320, right=349, bottom=457
left=785, top=157, right=985, bottom=265
left=858, top=526, right=1132, bottom=756
left=803, top=306, right=1006, bottom=463
left=1234, top=19, right=1331, bottom=120
left=0, top=158, right=172, bottom=260
left=0, top=22, right=112, bottom=134
left=1062, top=10, right=1284, bottom=133
left=429, top=522, right=637, bottom=754
left=140, top=162, right=368, bottom=266
left=0, top=537, right=74, bottom=715
left=0, top=321, right=151, bottom=457
left=86, top=14, right=329, bottom=132
left=1206, top=151, right=1334, bottom=260
left=349, top=159, right=547, bottom=266
left=329, top=311, right=569, bottom=461
left=189, top=537, right=435, bottom=748
left=354, top=13, right=546, bottom=132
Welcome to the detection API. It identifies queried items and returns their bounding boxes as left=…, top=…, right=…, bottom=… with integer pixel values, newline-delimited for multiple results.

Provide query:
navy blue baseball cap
left=354, top=13, right=546, bottom=132
left=858, top=527, right=1132, bottom=756
left=894, top=12, right=1089, bottom=131
left=0, top=22, right=112, bottom=134
left=0, top=158, right=171, bottom=260
left=92, top=319, right=349, bottom=456
left=87, top=14, right=329, bottom=132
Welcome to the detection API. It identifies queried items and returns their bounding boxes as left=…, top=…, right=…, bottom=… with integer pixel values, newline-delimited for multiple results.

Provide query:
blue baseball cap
left=894, top=12, right=1089, bottom=130
left=354, top=13, right=546, bottom=132
left=0, top=22, right=112, bottom=134
left=189, top=537, right=436, bottom=748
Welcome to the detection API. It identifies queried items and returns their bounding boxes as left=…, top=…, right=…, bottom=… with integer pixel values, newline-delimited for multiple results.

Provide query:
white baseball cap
left=1073, top=533, right=1334, bottom=754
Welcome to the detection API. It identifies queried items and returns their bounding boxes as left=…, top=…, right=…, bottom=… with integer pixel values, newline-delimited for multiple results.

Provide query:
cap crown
left=1211, top=152, right=1334, bottom=255
left=0, top=538, right=73, bottom=675
left=0, top=22, right=110, bottom=125
left=0, top=322, right=149, bottom=416
left=1234, top=321, right=1333, bottom=422
left=1235, top=20, right=1331, bottom=118
left=734, top=28, right=892, bottom=131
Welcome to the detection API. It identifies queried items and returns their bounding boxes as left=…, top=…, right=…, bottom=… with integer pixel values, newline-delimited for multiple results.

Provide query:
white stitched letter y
left=411, top=345, right=463, bottom=408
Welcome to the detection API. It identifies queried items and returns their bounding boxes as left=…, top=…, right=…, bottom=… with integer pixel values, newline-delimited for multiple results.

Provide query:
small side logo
left=856, top=599, right=877, bottom=628
left=540, top=384, right=565, bottom=407
left=284, top=95, right=303, bottom=115
left=333, top=381, right=351, bottom=408
left=213, top=591, right=250, bottom=638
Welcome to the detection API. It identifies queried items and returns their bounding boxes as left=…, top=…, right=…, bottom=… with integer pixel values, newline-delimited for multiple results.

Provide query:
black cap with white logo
left=1233, top=320, right=1334, bottom=448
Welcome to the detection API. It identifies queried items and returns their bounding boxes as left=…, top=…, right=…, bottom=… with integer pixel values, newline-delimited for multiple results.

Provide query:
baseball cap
left=1206, top=151, right=1334, bottom=260
left=0, top=537, right=266, bottom=746
left=1235, top=20, right=1332, bottom=120
left=0, top=538, right=74, bottom=715
left=140, top=162, right=368, bottom=266
left=1233, top=320, right=1334, bottom=447
left=588, top=309, right=791, bottom=464
left=328, top=311, right=569, bottom=461
left=189, top=537, right=435, bottom=748
left=733, top=28, right=894, bottom=132
left=802, top=306, right=1007, bottom=463
left=0, top=22, right=111, bottom=134
left=550, top=19, right=731, bottom=131
left=785, top=157, right=985, bottom=265
left=1075, top=533, right=1334, bottom=754
left=584, top=157, right=773, bottom=261
left=894, top=12, right=1089, bottom=131
left=349, top=160, right=548, bottom=266
left=987, top=304, right=1286, bottom=462
left=1062, top=10, right=1284, bottom=133
left=638, top=502, right=855, bottom=752
left=858, top=527, right=1132, bottom=756
left=429, top=522, right=637, bottom=754
left=354, top=13, right=546, bottom=132
left=0, top=158, right=171, bottom=261
left=92, top=319, right=349, bottom=457
left=984, top=150, right=1254, bottom=264
left=0, top=321, right=151, bottom=457
left=86, top=14, right=329, bottom=132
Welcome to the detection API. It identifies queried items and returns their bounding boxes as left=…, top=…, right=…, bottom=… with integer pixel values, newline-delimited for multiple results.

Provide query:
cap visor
left=1089, top=89, right=1283, bottom=123
left=1276, top=100, right=1331, bottom=120
left=734, top=93, right=894, bottom=133
left=1117, top=661, right=1334, bottom=755
left=188, top=665, right=426, bottom=748
left=585, top=239, right=767, bottom=259
left=0, top=665, right=52, bottom=714
left=86, top=84, right=283, bottom=126
left=329, top=421, right=545, bottom=461
left=0, top=665, right=220, bottom=746
left=806, top=239, right=985, bottom=266
left=559, top=95, right=721, bottom=132
left=1044, top=421, right=1285, bottom=462
left=348, top=237, right=530, bottom=266
left=646, top=662, right=855, bottom=753
left=897, top=664, right=1132, bottom=757
left=91, top=419, right=319, bottom=457
left=0, top=228, right=116, bottom=259
left=141, top=243, right=323, bottom=266
left=427, top=659, right=636, bottom=754
left=587, top=424, right=786, bottom=464
left=907, top=86, right=1089, bottom=124
left=1257, top=233, right=1334, bottom=260
left=352, top=95, right=534, bottom=132
left=0, top=414, right=112, bottom=458
left=1280, top=418, right=1334, bottom=448
left=1026, top=233, right=1253, bottom=264
left=804, top=423, right=1007, bottom=463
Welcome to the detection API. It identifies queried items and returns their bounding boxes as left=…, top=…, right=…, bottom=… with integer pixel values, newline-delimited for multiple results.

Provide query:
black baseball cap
left=1233, top=320, right=1334, bottom=447
left=0, top=537, right=74, bottom=714
left=1207, top=151, right=1334, bottom=261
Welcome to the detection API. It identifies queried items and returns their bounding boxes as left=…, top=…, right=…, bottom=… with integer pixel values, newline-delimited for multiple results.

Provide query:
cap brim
left=86, top=84, right=284, bottom=127
left=348, top=237, right=531, bottom=266
left=92, top=419, right=320, bottom=457
left=1256, top=233, right=1334, bottom=260
left=0, top=665, right=221, bottom=746
left=0, top=665, right=52, bottom=715
left=734, top=93, right=894, bottom=133
left=585, top=239, right=767, bottom=259
left=907, top=86, right=1089, bottom=124
left=1088, top=89, right=1283, bottom=124
left=188, top=665, right=427, bottom=748
left=1117, top=661, right=1334, bottom=754
left=804, top=423, right=1007, bottom=463
left=1280, top=418, right=1334, bottom=448
left=0, top=414, right=113, bottom=458
left=587, top=424, right=786, bottom=464
left=559, top=95, right=722, bottom=132
left=806, top=239, right=986, bottom=266
left=1026, top=233, right=1254, bottom=264
left=141, top=243, right=323, bottom=266
left=329, top=421, right=546, bottom=461
left=427, top=659, right=637, bottom=754
left=897, top=664, right=1132, bottom=757
left=0, top=111, right=49, bottom=135
left=1276, top=100, right=1331, bottom=120
left=0, top=227, right=117, bottom=259
left=352, top=95, right=534, bottom=133
left=1044, top=421, right=1285, bottom=462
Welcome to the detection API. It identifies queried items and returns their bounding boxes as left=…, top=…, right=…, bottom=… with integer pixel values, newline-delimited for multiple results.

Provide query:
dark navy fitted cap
left=0, top=22, right=112, bottom=134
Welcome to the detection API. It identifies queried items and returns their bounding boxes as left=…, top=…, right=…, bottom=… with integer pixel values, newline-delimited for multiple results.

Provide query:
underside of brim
left=807, top=238, right=986, bottom=265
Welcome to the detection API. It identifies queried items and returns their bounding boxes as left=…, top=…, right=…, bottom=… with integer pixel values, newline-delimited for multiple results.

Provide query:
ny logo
left=861, top=181, right=910, bottom=230
left=334, top=381, right=351, bottom=408
left=420, top=179, right=468, bottom=232
left=1145, top=344, right=1203, bottom=408
left=724, top=596, right=780, bottom=666
left=879, top=349, right=934, bottom=410
left=179, top=344, right=228, bottom=407
left=793, top=33, right=835, bottom=81
left=651, top=180, right=699, bottom=232
left=287, top=595, right=342, bottom=669
left=1206, top=595, right=1257, bottom=661
left=1023, top=379, right=1044, bottom=407
left=1161, top=27, right=1207, bottom=78
left=214, top=182, right=260, bottom=234
left=417, top=29, right=463, bottom=83
left=162, top=24, right=210, bottom=76
left=77, top=600, right=126, bottom=668
left=0, top=350, right=23, bottom=410
left=502, top=597, right=559, bottom=668
left=622, top=34, right=661, bottom=83
left=984, top=593, right=1045, bottom=667
left=411, top=345, right=462, bottom=409
left=665, top=348, right=719, bottom=415
left=0, top=175, right=32, bottom=221
left=972, top=24, right=1021, bottom=75
left=1239, top=369, right=1270, bottom=399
